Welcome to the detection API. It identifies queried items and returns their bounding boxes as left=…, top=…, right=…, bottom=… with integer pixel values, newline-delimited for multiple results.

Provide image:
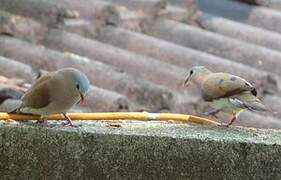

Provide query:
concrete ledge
left=0, top=121, right=280, bottom=179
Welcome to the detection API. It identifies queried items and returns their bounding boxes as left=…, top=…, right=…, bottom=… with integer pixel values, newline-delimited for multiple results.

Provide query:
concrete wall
left=0, top=121, right=280, bottom=179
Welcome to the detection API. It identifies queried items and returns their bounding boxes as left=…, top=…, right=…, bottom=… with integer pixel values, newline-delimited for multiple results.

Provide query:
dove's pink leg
left=63, top=114, right=74, bottom=127
left=219, top=116, right=237, bottom=127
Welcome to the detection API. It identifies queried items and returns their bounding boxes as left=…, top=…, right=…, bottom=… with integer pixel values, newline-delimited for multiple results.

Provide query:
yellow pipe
left=0, top=112, right=220, bottom=126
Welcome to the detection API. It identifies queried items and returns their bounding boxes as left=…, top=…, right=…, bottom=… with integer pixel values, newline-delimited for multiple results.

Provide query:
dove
left=183, top=66, right=267, bottom=127
left=11, top=68, right=90, bottom=126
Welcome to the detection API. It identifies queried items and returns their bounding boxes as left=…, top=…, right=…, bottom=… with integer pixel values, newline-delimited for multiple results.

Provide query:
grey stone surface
left=0, top=120, right=280, bottom=180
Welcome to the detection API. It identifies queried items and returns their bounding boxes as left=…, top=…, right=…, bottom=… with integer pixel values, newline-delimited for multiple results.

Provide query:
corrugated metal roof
left=0, top=0, right=280, bottom=128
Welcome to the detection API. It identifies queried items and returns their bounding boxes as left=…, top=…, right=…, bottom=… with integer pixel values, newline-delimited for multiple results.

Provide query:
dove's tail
left=8, top=107, right=20, bottom=114
left=8, top=108, right=34, bottom=116
left=239, top=96, right=278, bottom=115
left=243, top=100, right=268, bottom=112
left=229, top=92, right=268, bottom=112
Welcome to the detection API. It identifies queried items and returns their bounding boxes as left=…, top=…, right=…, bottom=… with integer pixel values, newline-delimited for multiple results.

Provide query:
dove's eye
left=76, top=83, right=80, bottom=89
left=190, top=70, right=194, bottom=75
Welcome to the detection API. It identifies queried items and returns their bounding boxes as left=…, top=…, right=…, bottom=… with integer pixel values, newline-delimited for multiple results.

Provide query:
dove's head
left=182, top=66, right=211, bottom=87
left=59, top=68, right=90, bottom=104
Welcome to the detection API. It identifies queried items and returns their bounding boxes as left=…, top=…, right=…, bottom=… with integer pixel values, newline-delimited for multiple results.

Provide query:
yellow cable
left=0, top=112, right=220, bottom=125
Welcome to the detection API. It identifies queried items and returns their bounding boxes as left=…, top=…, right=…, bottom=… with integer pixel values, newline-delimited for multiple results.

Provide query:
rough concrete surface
left=0, top=120, right=280, bottom=180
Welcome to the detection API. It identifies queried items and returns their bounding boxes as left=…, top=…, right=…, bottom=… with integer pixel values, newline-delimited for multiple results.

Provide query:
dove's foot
left=35, top=119, right=48, bottom=125
left=218, top=123, right=230, bottom=127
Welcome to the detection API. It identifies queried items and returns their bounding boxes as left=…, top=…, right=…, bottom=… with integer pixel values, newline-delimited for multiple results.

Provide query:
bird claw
left=218, top=123, right=230, bottom=128
left=35, top=119, right=48, bottom=125
left=63, top=121, right=77, bottom=127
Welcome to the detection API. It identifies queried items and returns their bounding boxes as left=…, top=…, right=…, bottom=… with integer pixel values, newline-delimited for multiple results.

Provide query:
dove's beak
left=182, top=74, right=191, bottom=88
left=79, top=92, right=85, bottom=105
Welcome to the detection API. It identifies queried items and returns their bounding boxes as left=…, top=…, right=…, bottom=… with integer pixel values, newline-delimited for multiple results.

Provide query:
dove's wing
left=20, top=72, right=55, bottom=109
left=201, top=73, right=256, bottom=101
